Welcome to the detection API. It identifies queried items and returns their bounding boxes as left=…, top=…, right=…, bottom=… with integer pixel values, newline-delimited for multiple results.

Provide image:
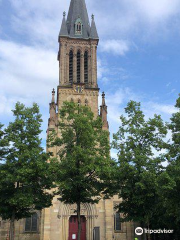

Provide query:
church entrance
left=69, top=216, right=86, bottom=240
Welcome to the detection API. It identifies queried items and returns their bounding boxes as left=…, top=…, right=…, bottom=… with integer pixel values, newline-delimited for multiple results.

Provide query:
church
left=0, top=0, right=136, bottom=239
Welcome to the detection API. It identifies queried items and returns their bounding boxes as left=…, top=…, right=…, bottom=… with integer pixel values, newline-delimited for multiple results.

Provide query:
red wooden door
left=69, top=216, right=86, bottom=240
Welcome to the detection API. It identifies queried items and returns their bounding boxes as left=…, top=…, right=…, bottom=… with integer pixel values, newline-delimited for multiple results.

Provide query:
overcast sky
left=0, top=0, right=180, bottom=154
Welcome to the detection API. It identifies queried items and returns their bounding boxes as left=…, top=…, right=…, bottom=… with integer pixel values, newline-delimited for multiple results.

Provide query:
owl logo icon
left=135, top=227, right=143, bottom=235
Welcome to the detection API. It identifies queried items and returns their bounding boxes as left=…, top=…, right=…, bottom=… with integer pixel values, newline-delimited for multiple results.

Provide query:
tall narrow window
left=77, top=23, right=81, bottom=32
left=84, top=51, right=88, bottom=83
left=69, top=50, right=73, bottom=83
left=114, top=212, right=121, bottom=231
left=75, top=18, right=83, bottom=35
left=77, top=50, right=81, bottom=83
left=25, top=213, right=38, bottom=232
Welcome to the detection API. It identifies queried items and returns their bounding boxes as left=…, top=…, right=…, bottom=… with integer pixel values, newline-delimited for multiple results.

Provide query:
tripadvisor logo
left=135, top=227, right=174, bottom=235
left=135, top=227, right=143, bottom=235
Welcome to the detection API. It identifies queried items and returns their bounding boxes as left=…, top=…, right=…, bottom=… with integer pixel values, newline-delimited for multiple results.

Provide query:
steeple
left=59, top=12, right=68, bottom=37
left=66, top=0, right=90, bottom=39
left=59, top=0, right=99, bottom=40
left=67, top=0, right=90, bottom=38
left=90, top=14, right=99, bottom=40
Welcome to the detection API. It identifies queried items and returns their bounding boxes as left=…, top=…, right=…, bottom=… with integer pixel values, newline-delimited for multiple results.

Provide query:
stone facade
left=0, top=213, right=42, bottom=240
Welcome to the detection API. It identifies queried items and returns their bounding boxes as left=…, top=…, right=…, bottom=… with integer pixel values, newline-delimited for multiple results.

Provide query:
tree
left=0, top=102, right=55, bottom=240
left=48, top=102, right=115, bottom=240
left=158, top=94, right=180, bottom=239
left=112, top=101, right=167, bottom=239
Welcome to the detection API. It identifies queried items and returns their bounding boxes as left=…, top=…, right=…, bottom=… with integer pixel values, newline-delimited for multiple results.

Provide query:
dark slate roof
left=66, top=0, right=90, bottom=39
left=59, top=0, right=99, bottom=40
left=59, top=12, right=69, bottom=37
left=90, top=15, right=99, bottom=40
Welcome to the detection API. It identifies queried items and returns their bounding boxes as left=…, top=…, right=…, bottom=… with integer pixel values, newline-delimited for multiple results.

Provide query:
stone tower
left=48, top=0, right=109, bottom=140
left=44, top=0, right=135, bottom=240
left=57, top=0, right=100, bottom=115
left=44, top=1, right=135, bottom=240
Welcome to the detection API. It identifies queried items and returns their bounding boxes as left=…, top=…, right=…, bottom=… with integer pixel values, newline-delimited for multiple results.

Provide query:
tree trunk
left=147, top=221, right=151, bottom=240
left=147, top=233, right=151, bottom=240
left=77, top=202, right=81, bottom=240
left=9, top=211, right=15, bottom=240
left=140, top=222, right=147, bottom=240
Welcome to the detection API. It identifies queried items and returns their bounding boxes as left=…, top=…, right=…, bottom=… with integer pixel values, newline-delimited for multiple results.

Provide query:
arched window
left=69, top=50, right=73, bottom=83
left=77, top=23, right=81, bottom=32
left=75, top=18, right=82, bottom=35
left=77, top=50, right=81, bottom=83
left=25, top=213, right=38, bottom=232
left=114, top=212, right=121, bottom=231
left=84, top=51, right=88, bottom=83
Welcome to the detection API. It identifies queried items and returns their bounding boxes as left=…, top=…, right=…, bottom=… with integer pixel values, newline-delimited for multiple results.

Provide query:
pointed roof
left=59, top=12, right=68, bottom=37
left=66, top=0, right=90, bottom=39
left=90, top=14, right=99, bottom=40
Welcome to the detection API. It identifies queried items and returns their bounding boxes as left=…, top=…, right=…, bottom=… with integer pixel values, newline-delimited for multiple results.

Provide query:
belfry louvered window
left=69, top=50, right=73, bottom=83
left=77, top=50, right=81, bottom=83
left=84, top=51, right=88, bottom=83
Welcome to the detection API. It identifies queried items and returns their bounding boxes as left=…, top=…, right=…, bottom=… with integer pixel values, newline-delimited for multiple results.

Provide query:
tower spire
left=66, top=0, right=90, bottom=39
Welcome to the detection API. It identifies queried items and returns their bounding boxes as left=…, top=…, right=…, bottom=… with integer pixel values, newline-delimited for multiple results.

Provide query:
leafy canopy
left=158, top=94, right=180, bottom=235
left=112, top=101, right=167, bottom=224
left=0, top=102, right=54, bottom=220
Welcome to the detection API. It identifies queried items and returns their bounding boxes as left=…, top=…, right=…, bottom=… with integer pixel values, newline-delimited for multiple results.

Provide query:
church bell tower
left=57, top=0, right=100, bottom=118
left=48, top=0, right=109, bottom=132
left=44, top=1, right=137, bottom=240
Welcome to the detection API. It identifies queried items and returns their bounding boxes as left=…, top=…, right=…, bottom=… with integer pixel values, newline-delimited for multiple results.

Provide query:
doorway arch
left=57, top=203, right=98, bottom=240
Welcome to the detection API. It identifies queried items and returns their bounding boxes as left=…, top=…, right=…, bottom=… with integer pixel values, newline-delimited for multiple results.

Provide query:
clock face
left=75, top=85, right=84, bottom=94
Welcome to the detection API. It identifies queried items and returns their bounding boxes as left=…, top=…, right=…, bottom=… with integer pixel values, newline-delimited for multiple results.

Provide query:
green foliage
left=0, top=123, right=8, bottom=161
left=0, top=102, right=54, bottom=221
left=112, top=101, right=167, bottom=225
left=157, top=94, right=180, bottom=237
left=49, top=102, right=115, bottom=204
